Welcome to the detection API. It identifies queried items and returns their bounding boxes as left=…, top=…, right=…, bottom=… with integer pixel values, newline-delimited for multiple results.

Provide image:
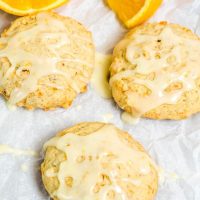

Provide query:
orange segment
left=0, top=0, right=69, bottom=16
left=107, top=0, right=163, bottom=28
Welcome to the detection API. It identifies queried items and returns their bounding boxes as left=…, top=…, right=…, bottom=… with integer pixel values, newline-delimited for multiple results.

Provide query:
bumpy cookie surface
left=110, top=22, right=200, bottom=119
left=41, top=122, right=158, bottom=200
left=0, top=12, right=94, bottom=110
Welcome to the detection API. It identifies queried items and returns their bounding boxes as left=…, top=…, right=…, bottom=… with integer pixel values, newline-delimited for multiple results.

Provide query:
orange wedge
left=107, top=0, right=162, bottom=28
left=0, top=0, right=69, bottom=16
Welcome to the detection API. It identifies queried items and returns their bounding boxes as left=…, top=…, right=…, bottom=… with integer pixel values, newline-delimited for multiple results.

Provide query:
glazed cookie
left=0, top=12, right=94, bottom=110
left=41, top=122, right=158, bottom=200
left=110, top=22, right=200, bottom=119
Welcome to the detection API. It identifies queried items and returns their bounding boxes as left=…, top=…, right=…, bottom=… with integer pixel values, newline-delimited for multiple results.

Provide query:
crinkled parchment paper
left=0, top=0, right=200, bottom=199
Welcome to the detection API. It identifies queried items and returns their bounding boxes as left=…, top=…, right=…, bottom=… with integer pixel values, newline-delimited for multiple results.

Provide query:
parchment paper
left=0, top=0, right=200, bottom=199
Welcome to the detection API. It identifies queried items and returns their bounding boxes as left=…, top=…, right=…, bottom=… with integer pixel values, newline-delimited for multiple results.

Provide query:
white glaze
left=0, top=13, right=92, bottom=106
left=91, top=52, right=112, bottom=98
left=44, top=124, right=156, bottom=200
left=110, top=26, right=200, bottom=115
left=0, top=144, right=37, bottom=157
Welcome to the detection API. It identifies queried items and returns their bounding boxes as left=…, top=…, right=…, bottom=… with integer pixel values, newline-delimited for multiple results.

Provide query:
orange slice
left=0, top=0, right=69, bottom=16
left=107, top=0, right=163, bottom=28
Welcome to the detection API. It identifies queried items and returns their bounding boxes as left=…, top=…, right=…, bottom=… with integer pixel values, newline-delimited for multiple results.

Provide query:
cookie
left=0, top=12, right=94, bottom=110
left=41, top=122, right=158, bottom=200
left=110, top=22, right=200, bottom=119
